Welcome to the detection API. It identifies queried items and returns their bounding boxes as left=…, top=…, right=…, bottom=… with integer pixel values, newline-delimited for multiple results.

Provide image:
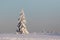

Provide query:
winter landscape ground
left=0, top=33, right=60, bottom=40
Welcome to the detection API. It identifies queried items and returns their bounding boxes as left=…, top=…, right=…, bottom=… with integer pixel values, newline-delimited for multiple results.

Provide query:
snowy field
left=0, top=33, right=60, bottom=40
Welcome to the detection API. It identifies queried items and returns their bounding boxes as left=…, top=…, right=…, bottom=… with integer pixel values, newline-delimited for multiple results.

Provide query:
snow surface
left=0, top=33, right=60, bottom=40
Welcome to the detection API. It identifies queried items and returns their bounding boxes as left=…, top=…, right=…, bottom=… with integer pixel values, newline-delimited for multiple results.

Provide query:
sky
left=0, top=0, right=60, bottom=33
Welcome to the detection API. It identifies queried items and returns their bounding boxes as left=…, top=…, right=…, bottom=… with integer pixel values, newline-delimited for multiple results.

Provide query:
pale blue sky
left=0, top=0, right=60, bottom=33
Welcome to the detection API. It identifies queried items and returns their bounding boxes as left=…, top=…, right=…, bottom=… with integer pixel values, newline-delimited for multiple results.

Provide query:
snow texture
left=0, top=33, right=60, bottom=40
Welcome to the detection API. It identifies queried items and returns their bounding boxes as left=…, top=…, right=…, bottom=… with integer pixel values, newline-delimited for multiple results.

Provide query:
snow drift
left=0, top=33, right=60, bottom=40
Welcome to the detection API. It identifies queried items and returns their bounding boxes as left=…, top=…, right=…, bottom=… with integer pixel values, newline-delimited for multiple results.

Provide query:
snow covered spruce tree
left=16, top=9, right=29, bottom=34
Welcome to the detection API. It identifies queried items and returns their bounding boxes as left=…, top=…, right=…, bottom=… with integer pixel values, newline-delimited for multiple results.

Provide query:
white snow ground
left=0, top=33, right=60, bottom=40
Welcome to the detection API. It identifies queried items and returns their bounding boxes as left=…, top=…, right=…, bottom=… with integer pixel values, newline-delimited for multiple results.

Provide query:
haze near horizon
left=0, top=0, right=60, bottom=34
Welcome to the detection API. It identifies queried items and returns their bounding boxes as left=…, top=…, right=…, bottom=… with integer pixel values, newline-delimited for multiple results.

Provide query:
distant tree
left=16, top=9, right=29, bottom=34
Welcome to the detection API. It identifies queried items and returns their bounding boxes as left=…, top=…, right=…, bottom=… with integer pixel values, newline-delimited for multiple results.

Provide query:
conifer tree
left=16, top=9, right=29, bottom=34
